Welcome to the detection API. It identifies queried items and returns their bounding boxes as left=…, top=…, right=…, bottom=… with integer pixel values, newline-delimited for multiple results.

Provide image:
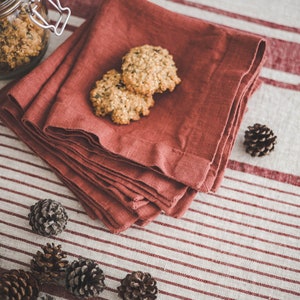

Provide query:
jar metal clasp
left=27, top=0, right=71, bottom=36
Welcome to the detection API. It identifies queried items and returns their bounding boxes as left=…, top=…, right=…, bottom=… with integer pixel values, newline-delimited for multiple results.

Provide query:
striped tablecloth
left=1, top=0, right=299, bottom=299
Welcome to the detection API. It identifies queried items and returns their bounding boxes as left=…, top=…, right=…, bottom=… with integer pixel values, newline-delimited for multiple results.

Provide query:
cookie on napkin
left=90, top=69, right=155, bottom=124
left=121, top=44, right=181, bottom=95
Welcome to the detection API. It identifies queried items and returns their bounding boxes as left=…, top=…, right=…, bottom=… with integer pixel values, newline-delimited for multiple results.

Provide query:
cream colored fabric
left=0, top=0, right=299, bottom=299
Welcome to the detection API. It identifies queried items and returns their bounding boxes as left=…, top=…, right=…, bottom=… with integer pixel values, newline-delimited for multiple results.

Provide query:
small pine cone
left=244, top=123, right=277, bottom=157
left=117, top=271, right=158, bottom=300
left=31, top=243, right=69, bottom=284
left=65, top=258, right=106, bottom=298
left=28, top=199, right=68, bottom=237
left=0, top=269, right=40, bottom=300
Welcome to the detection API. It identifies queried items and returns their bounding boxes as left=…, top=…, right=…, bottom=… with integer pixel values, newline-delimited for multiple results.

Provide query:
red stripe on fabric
left=221, top=185, right=300, bottom=209
left=88, top=216, right=300, bottom=273
left=0, top=199, right=29, bottom=210
left=132, top=224, right=300, bottom=274
left=155, top=282, right=235, bottom=300
left=0, top=175, right=77, bottom=202
left=0, top=256, right=28, bottom=269
left=206, top=193, right=300, bottom=219
left=0, top=153, right=51, bottom=171
left=66, top=227, right=300, bottom=286
left=0, top=132, right=20, bottom=141
left=261, top=77, right=300, bottom=91
left=76, top=216, right=300, bottom=274
left=248, top=33, right=299, bottom=77
left=224, top=176, right=300, bottom=199
left=191, top=208, right=300, bottom=246
left=0, top=134, right=35, bottom=155
left=64, top=23, right=79, bottom=33
left=227, top=160, right=300, bottom=186
left=0, top=142, right=34, bottom=155
left=197, top=197, right=300, bottom=230
left=170, top=0, right=300, bottom=34
left=154, top=219, right=300, bottom=263
left=71, top=218, right=300, bottom=273
left=116, top=231, right=300, bottom=285
left=0, top=184, right=78, bottom=204
left=0, top=163, right=64, bottom=187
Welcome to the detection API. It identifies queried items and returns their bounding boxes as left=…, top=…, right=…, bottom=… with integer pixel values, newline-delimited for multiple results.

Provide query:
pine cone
left=65, top=258, right=106, bottom=298
left=244, top=123, right=277, bottom=157
left=28, top=199, right=68, bottom=236
left=31, top=243, right=69, bottom=284
left=0, top=269, right=40, bottom=300
left=117, top=271, right=158, bottom=300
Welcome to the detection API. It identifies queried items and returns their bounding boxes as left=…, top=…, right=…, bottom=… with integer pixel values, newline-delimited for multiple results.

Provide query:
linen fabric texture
left=0, top=0, right=266, bottom=233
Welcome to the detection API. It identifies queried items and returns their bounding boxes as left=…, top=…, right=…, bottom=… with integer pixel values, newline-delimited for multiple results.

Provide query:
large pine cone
left=117, top=271, right=158, bottom=300
left=0, top=269, right=40, bottom=300
left=65, top=258, right=106, bottom=298
left=31, top=243, right=69, bottom=284
left=244, top=123, right=277, bottom=157
left=28, top=199, right=68, bottom=237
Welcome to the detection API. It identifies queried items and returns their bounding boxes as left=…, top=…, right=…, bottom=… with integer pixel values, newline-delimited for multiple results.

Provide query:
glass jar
left=0, top=0, right=70, bottom=80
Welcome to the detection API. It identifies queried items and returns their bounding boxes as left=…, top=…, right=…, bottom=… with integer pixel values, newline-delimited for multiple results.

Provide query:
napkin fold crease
left=0, top=0, right=266, bottom=233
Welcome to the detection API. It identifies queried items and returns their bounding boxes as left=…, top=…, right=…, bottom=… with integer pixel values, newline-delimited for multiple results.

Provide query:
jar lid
left=0, top=0, right=71, bottom=36
left=0, top=0, right=22, bottom=18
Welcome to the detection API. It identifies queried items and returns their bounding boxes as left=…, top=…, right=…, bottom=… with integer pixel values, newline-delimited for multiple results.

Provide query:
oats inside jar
left=0, top=5, right=47, bottom=72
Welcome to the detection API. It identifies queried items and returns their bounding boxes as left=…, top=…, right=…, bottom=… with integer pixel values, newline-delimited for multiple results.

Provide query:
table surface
left=1, top=0, right=299, bottom=299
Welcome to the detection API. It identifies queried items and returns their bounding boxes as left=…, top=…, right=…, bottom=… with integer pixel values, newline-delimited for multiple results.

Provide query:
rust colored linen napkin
left=0, top=0, right=266, bottom=233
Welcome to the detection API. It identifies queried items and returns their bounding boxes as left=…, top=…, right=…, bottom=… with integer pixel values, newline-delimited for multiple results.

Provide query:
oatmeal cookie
left=89, top=69, right=155, bottom=125
left=121, top=45, right=181, bottom=95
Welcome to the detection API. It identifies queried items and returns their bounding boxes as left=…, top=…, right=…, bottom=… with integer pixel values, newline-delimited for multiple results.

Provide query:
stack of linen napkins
left=0, top=0, right=266, bottom=233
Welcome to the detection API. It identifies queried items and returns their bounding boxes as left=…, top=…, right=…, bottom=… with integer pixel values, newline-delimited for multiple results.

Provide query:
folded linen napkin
left=0, top=0, right=266, bottom=233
